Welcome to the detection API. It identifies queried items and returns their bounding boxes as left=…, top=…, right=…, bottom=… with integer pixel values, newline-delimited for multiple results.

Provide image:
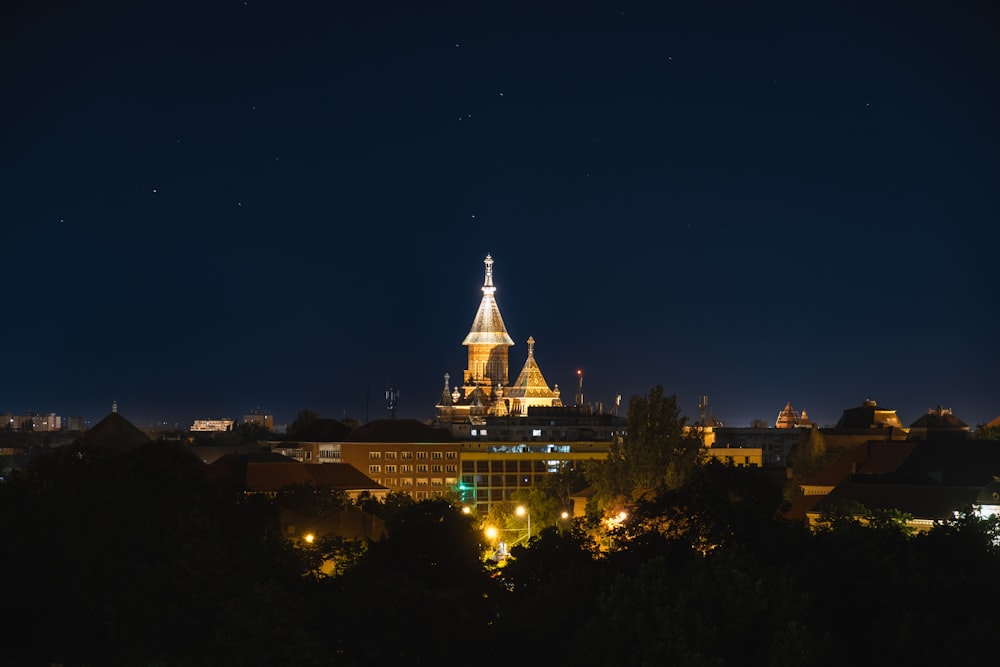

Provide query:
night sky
left=3, top=1, right=997, bottom=429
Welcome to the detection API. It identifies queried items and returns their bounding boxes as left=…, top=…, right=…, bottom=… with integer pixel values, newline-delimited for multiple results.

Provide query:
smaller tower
left=575, top=369, right=584, bottom=406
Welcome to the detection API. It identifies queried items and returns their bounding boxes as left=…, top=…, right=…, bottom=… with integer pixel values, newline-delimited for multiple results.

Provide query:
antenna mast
left=386, top=385, right=399, bottom=419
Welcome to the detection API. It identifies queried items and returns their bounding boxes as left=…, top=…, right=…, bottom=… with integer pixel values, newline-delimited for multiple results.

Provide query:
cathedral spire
left=463, top=254, right=514, bottom=394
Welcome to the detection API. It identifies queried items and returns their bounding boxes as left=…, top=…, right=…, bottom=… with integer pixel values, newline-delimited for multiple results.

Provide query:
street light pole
left=516, top=505, right=530, bottom=544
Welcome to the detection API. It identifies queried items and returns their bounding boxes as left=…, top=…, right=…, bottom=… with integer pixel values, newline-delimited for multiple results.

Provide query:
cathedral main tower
left=462, top=254, right=514, bottom=399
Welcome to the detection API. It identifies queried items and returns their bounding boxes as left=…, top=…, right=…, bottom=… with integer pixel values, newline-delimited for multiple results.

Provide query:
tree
left=973, top=422, right=1000, bottom=440
left=288, top=408, right=319, bottom=435
left=588, top=385, right=703, bottom=512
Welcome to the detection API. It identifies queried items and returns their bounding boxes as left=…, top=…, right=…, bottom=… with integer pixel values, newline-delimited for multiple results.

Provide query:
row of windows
left=369, top=451, right=456, bottom=460
left=369, top=464, right=458, bottom=474
left=461, top=460, right=569, bottom=473
left=461, top=474, right=545, bottom=488
left=374, top=477, right=458, bottom=487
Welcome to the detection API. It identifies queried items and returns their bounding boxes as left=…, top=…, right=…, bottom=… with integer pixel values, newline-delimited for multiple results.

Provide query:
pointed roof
left=908, top=406, right=969, bottom=432
left=80, top=412, right=152, bottom=450
left=437, top=373, right=453, bottom=407
left=463, top=254, right=514, bottom=347
left=506, top=337, right=559, bottom=399
left=775, top=402, right=800, bottom=428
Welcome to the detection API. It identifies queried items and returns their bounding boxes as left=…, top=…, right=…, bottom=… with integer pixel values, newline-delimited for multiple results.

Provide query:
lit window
left=532, top=429, right=542, bottom=437
left=369, top=465, right=381, bottom=473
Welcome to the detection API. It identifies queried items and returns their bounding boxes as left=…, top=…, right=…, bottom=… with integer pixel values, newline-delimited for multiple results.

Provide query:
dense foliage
left=3, top=420, right=1000, bottom=665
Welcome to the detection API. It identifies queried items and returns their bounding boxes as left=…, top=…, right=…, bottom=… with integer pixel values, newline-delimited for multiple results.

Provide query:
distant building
left=711, top=425, right=806, bottom=467
left=706, top=447, right=763, bottom=467
left=907, top=406, right=969, bottom=440
left=337, top=419, right=462, bottom=502
left=775, top=402, right=812, bottom=429
left=5, top=412, right=62, bottom=431
left=273, top=418, right=353, bottom=463
left=243, top=409, right=274, bottom=430
left=191, top=419, right=235, bottom=432
left=833, top=398, right=906, bottom=433
left=785, top=403, right=994, bottom=529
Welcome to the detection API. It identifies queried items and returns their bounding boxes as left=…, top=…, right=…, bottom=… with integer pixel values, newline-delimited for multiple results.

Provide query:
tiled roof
left=908, top=408, right=969, bottom=430
left=285, top=418, right=352, bottom=442
left=210, top=458, right=385, bottom=493
left=834, top=400, right=905, bottom=430
left=80, top=412, right=152, bottom=450
left=506, top=337, right=559, bottom=400
left=814, top=483, right=982, bottom=521
left=345, top=418, right=455, bottom=443
left=803, top=441, right=915, bottom=488
left=244, top=462, right=384, bottom=492
left=894, top=440, right=1000, bottom=487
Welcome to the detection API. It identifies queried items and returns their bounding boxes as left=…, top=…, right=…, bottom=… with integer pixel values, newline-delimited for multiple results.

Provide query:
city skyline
left=3, top=2, right=997, bottom=429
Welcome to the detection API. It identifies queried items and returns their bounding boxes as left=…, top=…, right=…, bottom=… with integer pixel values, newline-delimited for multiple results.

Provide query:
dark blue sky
left=2, top=1, right=997, bottom=429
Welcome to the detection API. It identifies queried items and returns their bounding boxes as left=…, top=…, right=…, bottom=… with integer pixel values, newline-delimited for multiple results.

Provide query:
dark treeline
left=3, top=439, right=999, bottom=666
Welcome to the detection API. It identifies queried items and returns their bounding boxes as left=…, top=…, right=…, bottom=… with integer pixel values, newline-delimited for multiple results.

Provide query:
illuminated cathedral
left=435, top=254, right=562, bottom=426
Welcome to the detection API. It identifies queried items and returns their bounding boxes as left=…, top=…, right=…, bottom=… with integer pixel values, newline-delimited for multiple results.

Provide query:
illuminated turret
left=462, top=254, right=514, bottom=398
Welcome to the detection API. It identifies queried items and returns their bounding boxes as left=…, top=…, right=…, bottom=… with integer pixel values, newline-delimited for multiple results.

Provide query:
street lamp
left=516, top=505, right=531, bottom=544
